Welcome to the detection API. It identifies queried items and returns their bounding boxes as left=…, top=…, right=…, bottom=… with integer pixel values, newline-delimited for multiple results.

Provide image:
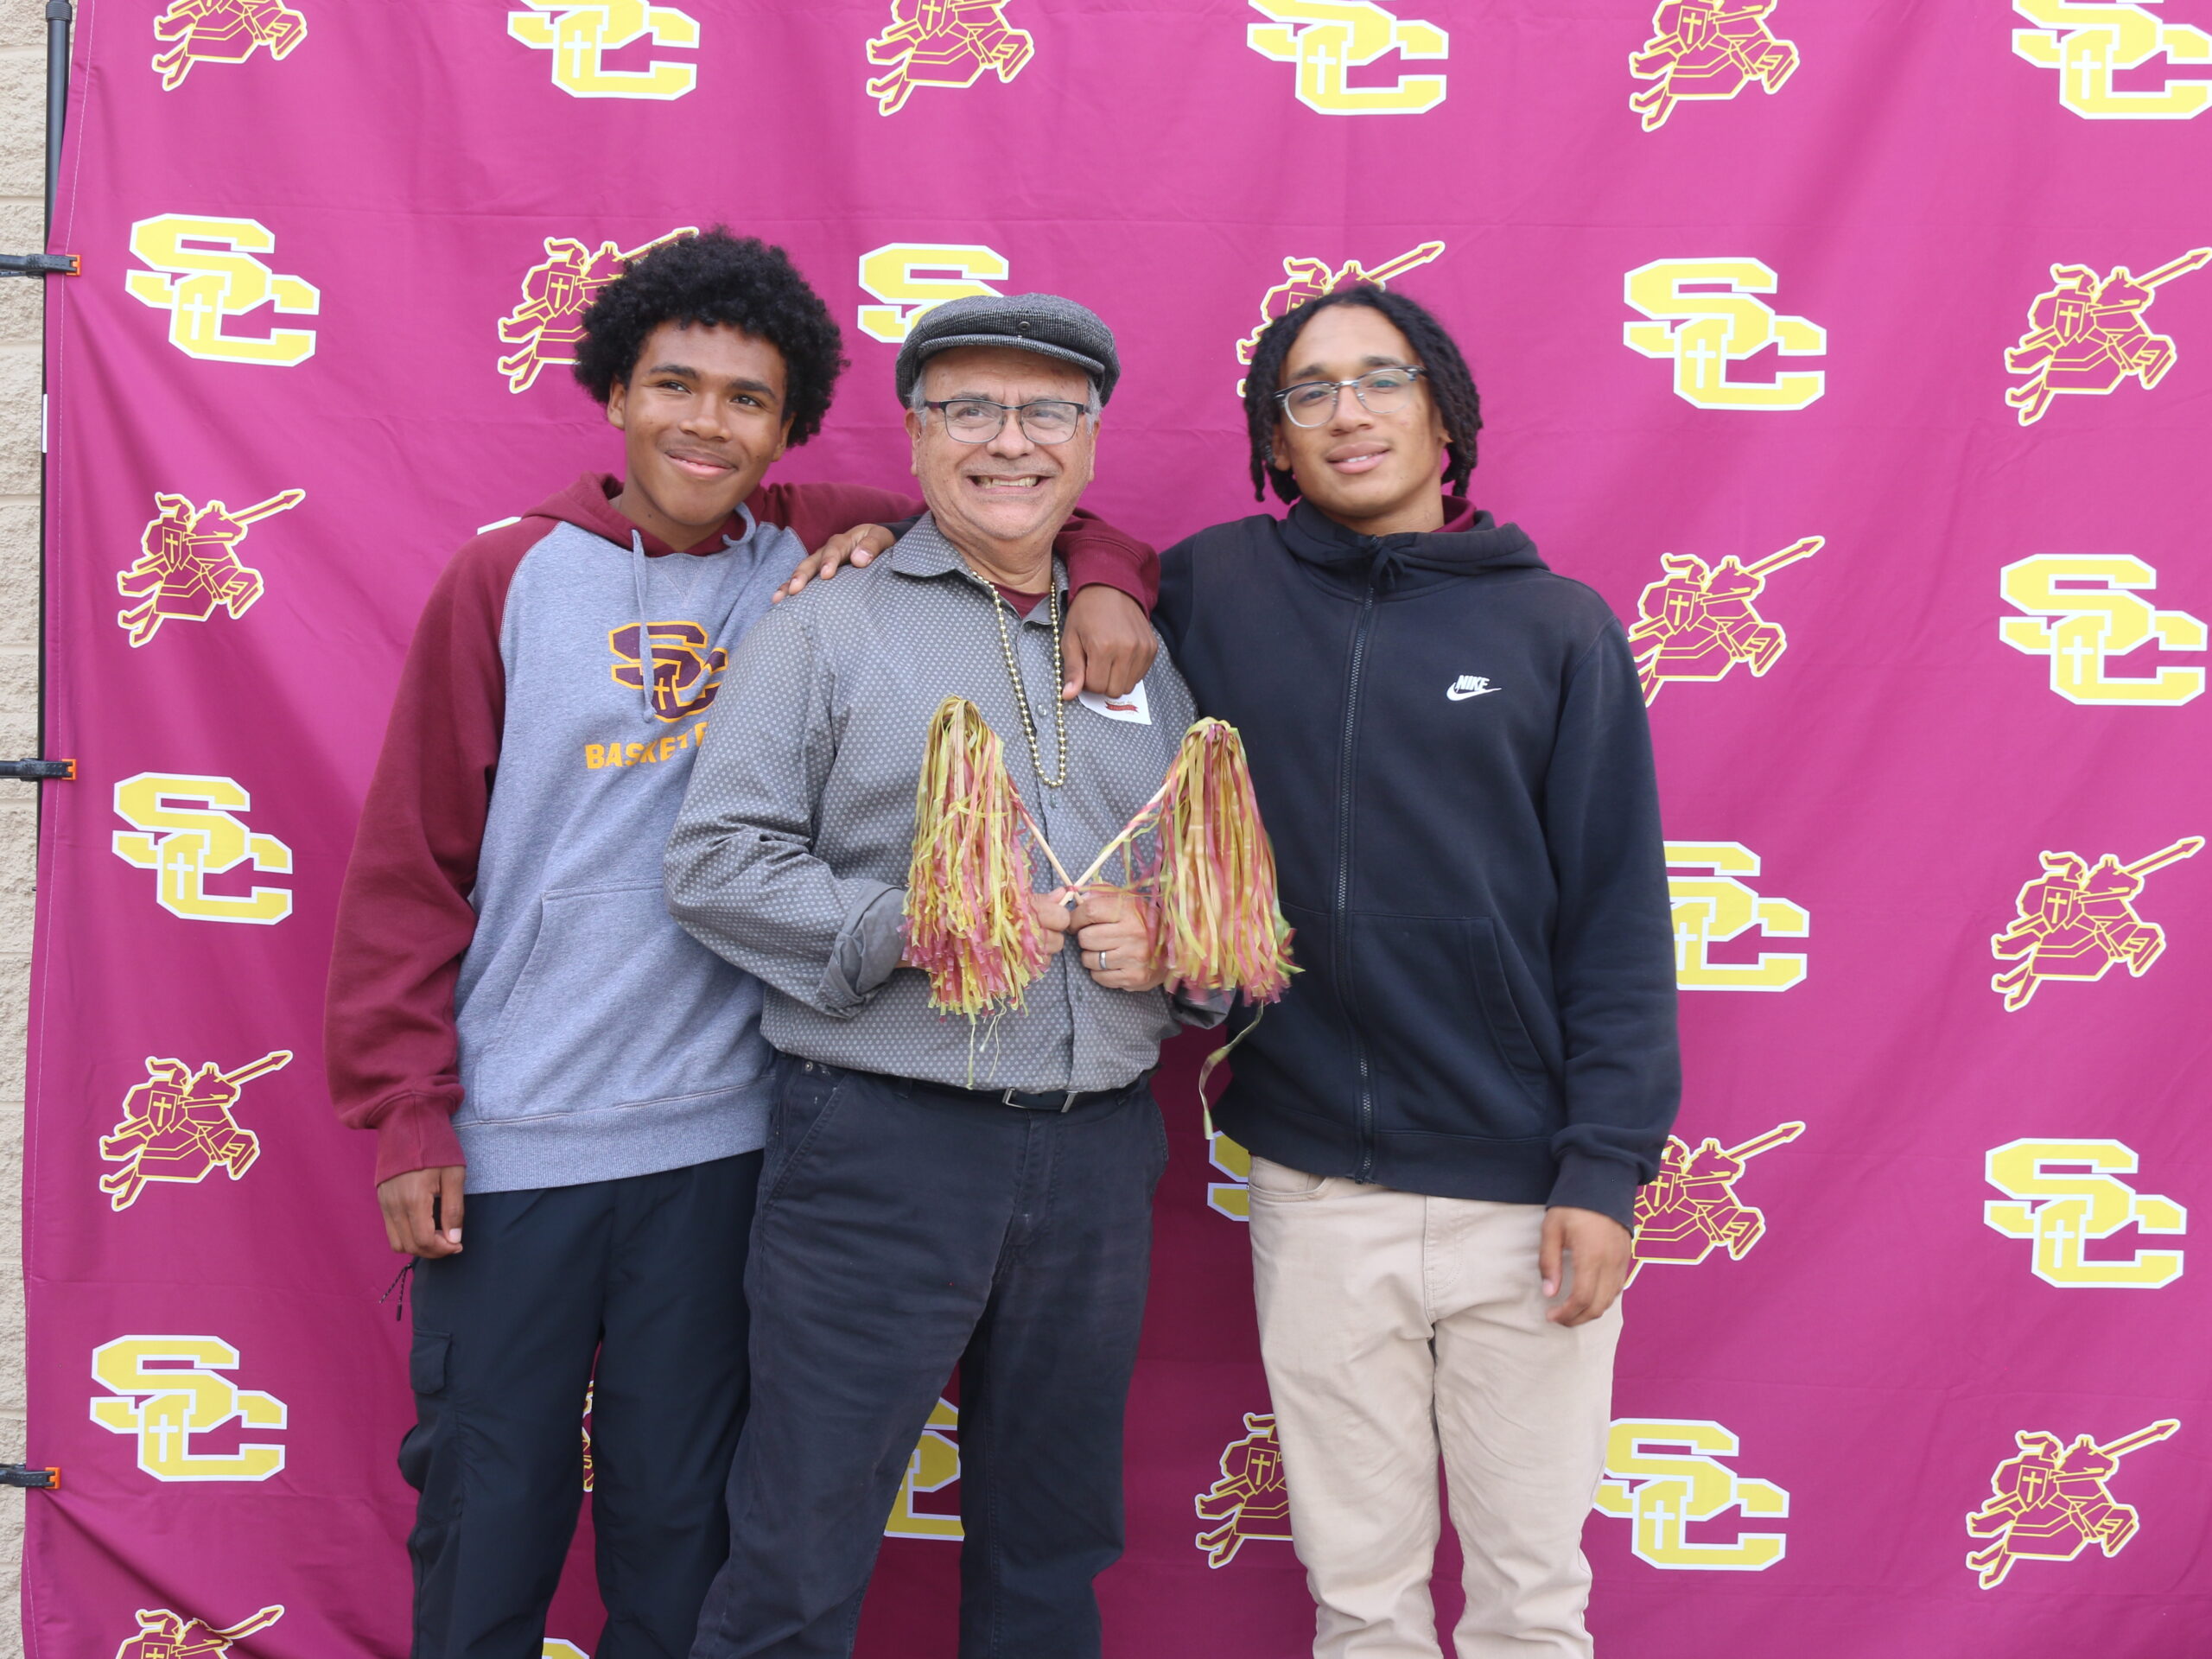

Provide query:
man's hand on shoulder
left=1541, top=1205, right=1631, bottom=1326
left=774, top=524, right=896, bottom=602
left=1063, top=586, right=1155, bottom=700
left=378, top=1166, right=467, bottom=1258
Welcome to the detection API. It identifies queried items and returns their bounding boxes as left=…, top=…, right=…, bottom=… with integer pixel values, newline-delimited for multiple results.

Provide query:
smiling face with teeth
left=606, top=321, right=794, bottom=552
left=906, top=345, right=1098, bottom=592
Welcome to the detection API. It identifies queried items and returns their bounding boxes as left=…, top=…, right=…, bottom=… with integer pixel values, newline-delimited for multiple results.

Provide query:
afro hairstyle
left=1240, top=283, right=1483, bottom=504
left=573, top=228, right=848, bottom=447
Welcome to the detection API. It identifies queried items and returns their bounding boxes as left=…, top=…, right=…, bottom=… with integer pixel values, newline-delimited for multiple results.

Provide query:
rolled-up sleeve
left=664, top=607, right=901, bottom=1016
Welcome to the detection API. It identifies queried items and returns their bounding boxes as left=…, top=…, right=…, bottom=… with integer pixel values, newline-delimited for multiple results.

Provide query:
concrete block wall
left=1, top=0, right=48, bottom=1649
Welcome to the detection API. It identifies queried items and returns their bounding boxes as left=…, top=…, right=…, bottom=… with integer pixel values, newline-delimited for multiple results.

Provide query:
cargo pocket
left=397, top=1329, right=452, bottom=1505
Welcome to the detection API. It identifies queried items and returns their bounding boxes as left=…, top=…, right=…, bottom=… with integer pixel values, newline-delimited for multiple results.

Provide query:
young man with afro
left=323, top=229, right=1157, bottom=1659
left=1158, top=286, right=1680, bottom=1657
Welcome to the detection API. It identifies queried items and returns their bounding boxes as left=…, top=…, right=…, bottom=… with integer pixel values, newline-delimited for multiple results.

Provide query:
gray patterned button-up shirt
left=665, top=516, right=1208, bottom=1093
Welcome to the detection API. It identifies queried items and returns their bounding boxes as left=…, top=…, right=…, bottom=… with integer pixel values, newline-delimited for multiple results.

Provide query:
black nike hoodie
left=1157, top=498, right=1680, bottom=1230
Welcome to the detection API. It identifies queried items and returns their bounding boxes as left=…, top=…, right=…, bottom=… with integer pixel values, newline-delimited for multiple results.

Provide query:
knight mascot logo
left=116, top=1605, right=283, bottom=1659
left=1967, top=1421, right=2179, bottom=1586
left=1628, top=1, right=1797, bottom=131
left=91, top=1336, right=289, bottom=1481
left=1665, top=842, right=1808, bottom=992
left=1624, top=259, right=1825, bottom=409
left=1999, top=555, right=2205, bottom=705
left=151, top=2, right=306, bottom=90
left=1593, top=1420, right=1789, bottom=1569
left=118, top=490, right=302, bottom=647
left=2005, top=251, right=2210, bottom=424
left=2012, top=1, right=2212, bottom=119
left=1246, top=0, right=1448, bottom=116
left=99, top=1051, right=288, bottom=1211
left=1630, top=537, right=1820, bottom=703
left=1989, top=837, right=2201, bottom=1010
left=1235, top=242, right=1446, bottom=392
left=866, top=0, right=1035, bottom=116
left=508, top=2, right=702, bottom=99
left=499, top=228, right=699, bottom=392
left=1984, top=1139, right=2184, bottom=1288
left=1630, top=1122, right=1804, bottom=1284
left=1194, top=1412, right=1294, bottom=1567
left=609, top=621, right=729, bottom=721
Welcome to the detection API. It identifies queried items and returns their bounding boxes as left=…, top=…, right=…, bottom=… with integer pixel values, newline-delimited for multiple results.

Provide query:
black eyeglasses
left=923, top=397, right=1090, bottom=444
left=1275, top=365, right=1427, bottom=427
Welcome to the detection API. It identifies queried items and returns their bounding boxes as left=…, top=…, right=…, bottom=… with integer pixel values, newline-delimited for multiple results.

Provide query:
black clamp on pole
left=1, top=759, right=74, bottom=782
left=0, top=1465, right=60, bottom=1490
left=0, top=254, right=76, bottom=277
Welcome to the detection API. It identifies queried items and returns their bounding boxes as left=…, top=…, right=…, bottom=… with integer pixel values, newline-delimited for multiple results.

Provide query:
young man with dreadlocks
left=1157, top=286, right=1679, bottom=1656
left=324, top=230, right=1158, bottom=1659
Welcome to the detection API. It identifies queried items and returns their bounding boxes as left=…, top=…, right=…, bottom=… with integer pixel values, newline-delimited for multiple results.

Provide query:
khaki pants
left=1247, top=1156, right=1622, bottom=1658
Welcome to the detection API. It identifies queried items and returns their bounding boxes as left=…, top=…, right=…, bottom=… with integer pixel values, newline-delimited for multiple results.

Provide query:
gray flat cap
left=895, top=292, right=1120, bottom=405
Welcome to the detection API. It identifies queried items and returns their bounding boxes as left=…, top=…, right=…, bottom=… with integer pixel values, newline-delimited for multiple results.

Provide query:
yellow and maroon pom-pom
left=903, top=696, right=1051, bottom=1017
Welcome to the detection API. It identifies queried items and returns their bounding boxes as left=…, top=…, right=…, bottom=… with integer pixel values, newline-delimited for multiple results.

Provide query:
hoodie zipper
left=1335, top=573, right=1378, bottom=1183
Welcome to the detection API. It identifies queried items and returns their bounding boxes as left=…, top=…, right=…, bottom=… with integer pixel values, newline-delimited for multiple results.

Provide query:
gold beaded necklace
left=985, top=578, right=1068, bottom=789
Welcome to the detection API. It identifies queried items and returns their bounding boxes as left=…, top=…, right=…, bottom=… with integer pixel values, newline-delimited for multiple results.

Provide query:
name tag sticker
left=1078, top=682, right=1151, bottom=725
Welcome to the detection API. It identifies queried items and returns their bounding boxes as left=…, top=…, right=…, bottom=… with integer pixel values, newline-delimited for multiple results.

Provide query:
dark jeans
left=403, top=1154, right=763, bottom=1659
left=690, top=1063, right=1167, bottom=1659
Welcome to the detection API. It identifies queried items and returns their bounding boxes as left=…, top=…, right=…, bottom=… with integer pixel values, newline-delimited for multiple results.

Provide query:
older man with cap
left=666, top=293, right=1216, bottom=1659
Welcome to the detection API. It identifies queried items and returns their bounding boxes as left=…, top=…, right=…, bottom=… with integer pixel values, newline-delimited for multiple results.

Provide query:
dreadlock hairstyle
left=1241, top=283, right=1483, bottom=504
left=573, top=227, right=848, bottom=447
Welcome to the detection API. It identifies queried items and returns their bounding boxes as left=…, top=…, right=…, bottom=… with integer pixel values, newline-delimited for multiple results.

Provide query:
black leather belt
left=805, top=1061, right=1147, bottom=1115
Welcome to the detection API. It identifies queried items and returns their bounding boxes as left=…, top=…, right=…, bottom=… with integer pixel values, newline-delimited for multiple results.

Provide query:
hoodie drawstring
left=626, top=503, right=761, bottom=726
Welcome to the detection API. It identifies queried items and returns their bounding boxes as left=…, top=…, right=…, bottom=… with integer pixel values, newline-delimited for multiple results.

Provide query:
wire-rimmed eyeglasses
left=1275, top=365, right=1427, bottom=428
left=922, top=397, right=1090, bottom=444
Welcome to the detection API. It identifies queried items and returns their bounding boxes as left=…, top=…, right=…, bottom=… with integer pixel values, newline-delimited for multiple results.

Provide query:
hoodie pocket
left=1345, top=912, right=1555, bottom=1141
left=469, top=882, right=764, bottom=1121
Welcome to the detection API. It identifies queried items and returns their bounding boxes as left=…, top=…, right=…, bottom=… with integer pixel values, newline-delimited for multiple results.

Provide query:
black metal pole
left=45, top=3, right=71, bottom=234
left=37, top=3, right=73, bottom=793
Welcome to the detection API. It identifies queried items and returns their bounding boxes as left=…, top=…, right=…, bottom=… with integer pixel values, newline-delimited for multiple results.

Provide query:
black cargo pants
left=403, top=1153, right=763, bottom=1659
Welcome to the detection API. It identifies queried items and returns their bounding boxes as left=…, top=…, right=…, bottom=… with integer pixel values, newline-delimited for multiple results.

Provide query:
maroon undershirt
left=992, top=582, right=1046, bottom=617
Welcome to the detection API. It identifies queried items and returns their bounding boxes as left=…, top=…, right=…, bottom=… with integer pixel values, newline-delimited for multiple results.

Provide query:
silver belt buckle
left=1001, top=1087, right=1079, bottom=1113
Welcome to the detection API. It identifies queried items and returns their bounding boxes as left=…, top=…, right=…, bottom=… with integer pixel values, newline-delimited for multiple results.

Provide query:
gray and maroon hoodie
left=326, top=474, right=1155, bottom=1194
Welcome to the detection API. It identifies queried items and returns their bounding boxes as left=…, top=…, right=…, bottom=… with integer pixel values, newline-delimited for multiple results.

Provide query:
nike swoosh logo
left=1446, top=686, right=1498, bottom=701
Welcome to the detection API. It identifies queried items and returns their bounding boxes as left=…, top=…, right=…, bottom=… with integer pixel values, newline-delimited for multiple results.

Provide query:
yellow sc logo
left=1665, top=842, right=1808, bottom=992
left=90, top=1335, right=288, bottom=1482
left=856, top=244, right=1010, bottom=344
left=1246, top=0, right=1447, bottom=116
left=1985, top=1139, right=2184, bottom=1288
left=1624, top=258, right=1825, bottom=410
left=886, top=1397, right=963, bottom=1540
left=1593, top=1420, right=1789, bottom=1570
left=111, top=772, right=293, bottom=925
left=508, top=1, right=700, bottom=99
left=1999, top=555, right=2204, bottom=706
left=2012, top=1, right=2212, bottom=120
left=125, top=214, right=318, bottom=367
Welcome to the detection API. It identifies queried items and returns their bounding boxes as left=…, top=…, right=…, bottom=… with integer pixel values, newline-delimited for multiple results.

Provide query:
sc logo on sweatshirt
left=609, top=621, right=728, bottom=722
